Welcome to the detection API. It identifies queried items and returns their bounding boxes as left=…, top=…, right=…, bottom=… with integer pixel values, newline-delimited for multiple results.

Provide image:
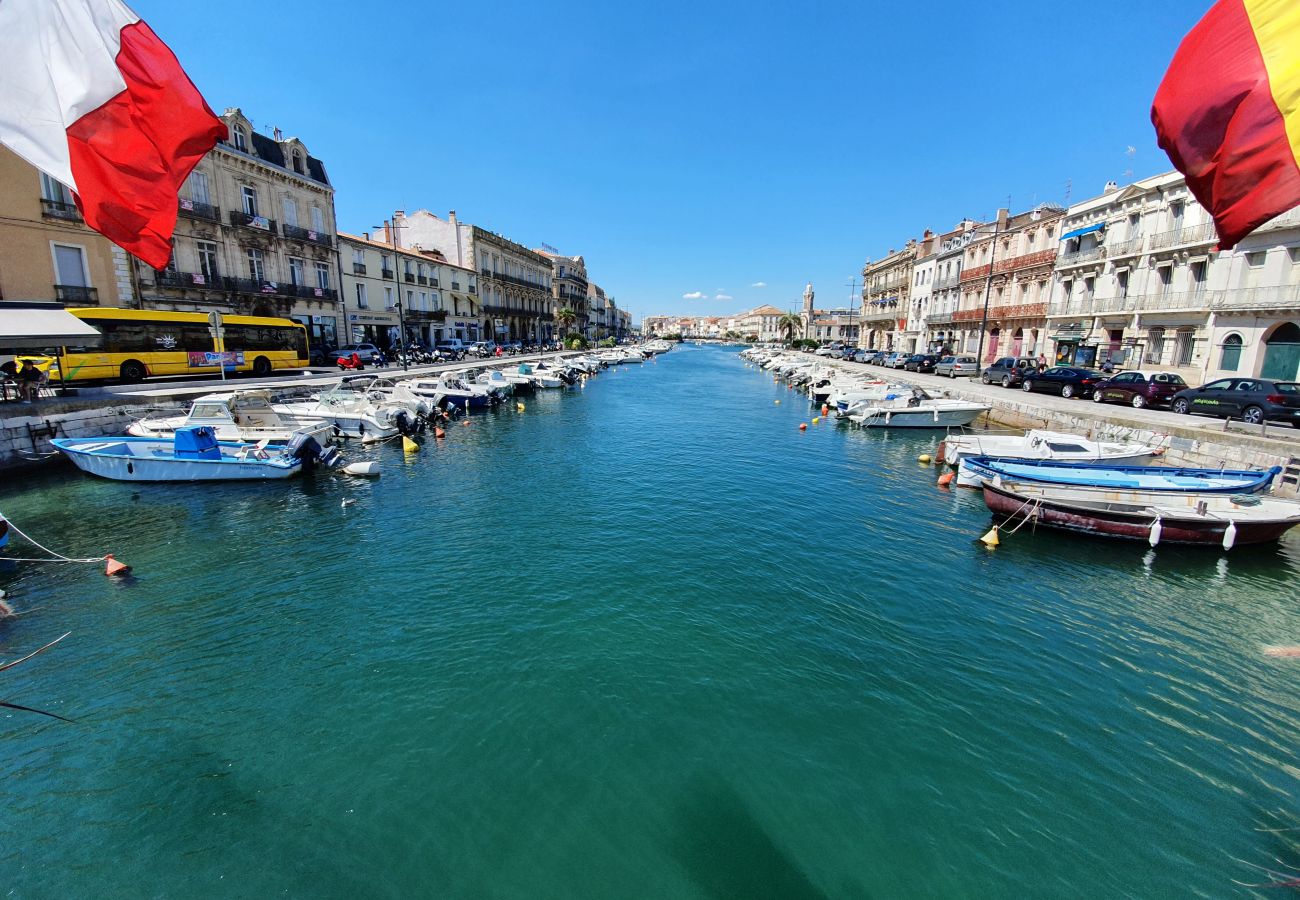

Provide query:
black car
left=903, top=354, right=939, bottom=373
left=981, top=356, right=1036, bottom=387
left=867, top=351, right=888, bottom=365
left=1170, top=377, right=1300, bottom=426
left=1019, top=366, right=1102, bottom=399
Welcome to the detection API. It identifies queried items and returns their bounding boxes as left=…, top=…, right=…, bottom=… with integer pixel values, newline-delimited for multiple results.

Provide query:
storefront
left=294, top=315, right=337, bottom=357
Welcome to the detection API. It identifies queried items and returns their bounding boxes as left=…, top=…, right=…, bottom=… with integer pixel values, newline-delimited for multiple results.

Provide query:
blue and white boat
left=51, top=426, right=336, bottom=482
left=960, top=456, right=1280, bottom=494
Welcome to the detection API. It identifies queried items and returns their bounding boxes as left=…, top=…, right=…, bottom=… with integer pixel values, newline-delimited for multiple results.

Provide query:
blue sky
left=135, top=0, right=1204, bottom=323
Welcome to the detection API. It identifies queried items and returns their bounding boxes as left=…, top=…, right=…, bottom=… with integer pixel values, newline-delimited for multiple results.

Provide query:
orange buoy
left=462, top=419, right=471, bottom=426
left=937, top=472, right=955, bottom=487
left=821, top=404, right=829, bottom=416
left=799, top=423, right=808, bottom=431
left=105, top=554, right=131, bottom=576
left=434, top=427, right=446, bottom=439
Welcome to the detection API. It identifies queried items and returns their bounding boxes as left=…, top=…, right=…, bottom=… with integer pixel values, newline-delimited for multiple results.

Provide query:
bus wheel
left=252, top=356, right=272, bottom=377
left=120, top=360, right=146, bottom=382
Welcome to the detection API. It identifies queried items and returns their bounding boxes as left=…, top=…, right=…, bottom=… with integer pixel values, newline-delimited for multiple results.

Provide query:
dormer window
left=232, top=124, right=248, bottom=152
left=292, top=150, right=305, bottom=175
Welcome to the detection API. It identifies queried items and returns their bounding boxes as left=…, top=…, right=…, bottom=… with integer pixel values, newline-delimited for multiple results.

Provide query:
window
left=282, top=198, right=298, bottom=228
left=311, top=206, right=324, bottom=232
left=406, top=290, right=414, bottom=309
left=384, top=287, right=394, bottom=310
left=292, top=150, right=305, bottom=175
left=1116, top=269, right=1129, bottom=299
left=1220, top=334, right=1243, bottom=371
left=53, top=243, right=88, bottom=286
left=241, top=186, right=258, bottom=216
left=352, top=248, right=365, bottom=266
left=1174, top=327, right=1195, bottom=366
left=1146, top=327, right=1165, bottom=363
left=40, top=172, right=74, bottom=205
left=186, top=171, right=210, bottom=205
left=1156, top=265, right=1172, bottom=295
left=246, top=248, right=265, bottom=282
left=1169, top=200, right=1185, bottom=229
left=355, top=283, right=368, bottom=308
left=1027, top=230, right=1037, bottom=249
left=196, top=241, right=219, bottom=282
left=1189, top=259, right=1207, bottom=292
left=315, top=262, right=330, bottom=289
left=1083, top=276, right=1095, bottom=301
left=1245, top=251, right=1267, bottom=288
left=1128, top=213, right=1141, bottom=239
left=418, top=291, right=428, bottom=310
left=232, top=124, right=248, bottom=152
left=289, top=257, right=304, bottom=286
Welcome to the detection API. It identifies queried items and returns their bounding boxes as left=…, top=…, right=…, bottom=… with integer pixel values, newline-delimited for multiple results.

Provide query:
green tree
left=777, top=312, right=803, bottom=345
left=556, top=307, right=577, bottom=339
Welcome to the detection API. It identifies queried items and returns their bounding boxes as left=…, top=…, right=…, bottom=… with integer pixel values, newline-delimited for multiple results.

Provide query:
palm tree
left=778, top=312, right=802, bottom=345
left=556, top=306, right=577, bottom=343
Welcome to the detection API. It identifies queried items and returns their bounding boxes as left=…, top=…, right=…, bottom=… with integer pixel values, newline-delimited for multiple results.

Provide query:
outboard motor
left=287, top=432, right=342, bottom=469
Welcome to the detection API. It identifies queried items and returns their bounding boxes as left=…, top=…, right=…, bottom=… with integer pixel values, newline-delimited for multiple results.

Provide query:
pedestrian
left=16, top=359, right=42, bottom=403
left=495, top=344, right=502, bottom=358
left=1036, top=353, right=1047, bottom=373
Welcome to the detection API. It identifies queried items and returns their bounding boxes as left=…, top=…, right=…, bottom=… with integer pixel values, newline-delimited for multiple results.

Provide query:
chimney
left=273, top=126, right=283, bottom=141
left=996, top=207, right=1009, bottom=228
left=448, top=210, right=458, bottom=225
left=363, top=231, right=370, bottom=241
left=382, top=219, right=391, bottom=244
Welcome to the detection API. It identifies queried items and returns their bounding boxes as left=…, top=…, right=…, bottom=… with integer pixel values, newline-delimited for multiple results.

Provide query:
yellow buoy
left=774, top=399, right=780, bottom=405
left=812, top=416, right=820, bottom=424
left=516, top=402, right=525, bottom=412
left=402, top=436, right=419, bottom=453
left=979, top=527, right=1000, bottom=547
left=918, top=453, right=932, bottom=464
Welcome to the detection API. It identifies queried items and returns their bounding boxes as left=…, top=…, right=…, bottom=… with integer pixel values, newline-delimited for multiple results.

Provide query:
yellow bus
left=44, top=308, right=311, bottom=382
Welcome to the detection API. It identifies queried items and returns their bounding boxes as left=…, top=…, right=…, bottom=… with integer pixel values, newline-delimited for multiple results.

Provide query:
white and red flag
left=0, top=0, right=225, bottom=269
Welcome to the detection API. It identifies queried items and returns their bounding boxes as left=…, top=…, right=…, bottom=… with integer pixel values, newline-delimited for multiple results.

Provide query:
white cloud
left=714, top=293, right=733, bottom=301
left=751, top=281, right=767, bottom=288
left=682, top=291, right=707, bottom=300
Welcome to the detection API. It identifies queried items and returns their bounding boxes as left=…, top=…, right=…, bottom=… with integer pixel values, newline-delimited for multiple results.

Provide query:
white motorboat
left=845, top=388, right=990, bottom=428
left=276, top=376, right=418, bottom=442
left=473, top=369, right=515, bottom=396
left=127, top=390, right=333, bottom=445
left=943, top=429, right=1162, bottom=487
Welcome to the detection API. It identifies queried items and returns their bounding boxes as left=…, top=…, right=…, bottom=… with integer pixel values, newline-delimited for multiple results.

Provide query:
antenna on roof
left=1064, top=178, right=1073, bottom=206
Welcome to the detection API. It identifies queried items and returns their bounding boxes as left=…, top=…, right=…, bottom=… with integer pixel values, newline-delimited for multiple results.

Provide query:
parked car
left=815, top=345, right=838, bottom=357
left=903, top=354, right=939, bottom=373
left=1019, top=366, right=1102, bottom=399
left=867, top=351, right=888, bottom=366
left=1092, top=370, right=1188, bottom=409
left=1170, top=377, right=1300, bottom=426
left=981, top=356, right=1036, bottom=387
left=887, top=352, right=910, bottom=369
left=934, top=354, right=979, bottom=378
left=849, top=349, right=871, bottom=363
left=334, top=343, right=385, bottom=368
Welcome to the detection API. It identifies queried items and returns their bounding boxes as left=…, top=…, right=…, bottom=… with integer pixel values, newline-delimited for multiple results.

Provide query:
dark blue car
left=1019, top=366, right=1102, bottom=399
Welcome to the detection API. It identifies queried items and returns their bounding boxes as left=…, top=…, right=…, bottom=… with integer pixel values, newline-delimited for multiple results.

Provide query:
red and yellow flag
left=1152, top=0, right=1300, bottom=249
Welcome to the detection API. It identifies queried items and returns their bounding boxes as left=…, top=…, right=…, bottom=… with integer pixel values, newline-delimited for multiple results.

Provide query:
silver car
left=934, top=354, right=978, bottom=378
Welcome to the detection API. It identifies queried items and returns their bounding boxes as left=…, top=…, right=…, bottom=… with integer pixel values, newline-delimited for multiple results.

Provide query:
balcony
left=228, top=277, right=292, bottom=297
left=228, top=210, right=277, bottom=234
left=1211, top=284, right=1300, bottom=311
left=55, top=284, right=98, bottom=304
left=41, top=198, right=81, bottom=222
left=404, top=309, right=448, bottom=323
left=381, top=268, right=394, bottom=279
left=1148, top=222, right=1216, bottom=252
left=430, top=278, right=439, bottom=288
left=291, top=283, right=337, bottom=302
left=1107, top=236, right=1145, bottom=258
left=992, top=249, right=1056, bottom=274
left=959, top=263, right=992, bottom=283
left=352, top=263, right=367, bottom=275
left=404, top=273, right=416, bottom=283
left=467, top=284, right=476, bottom=294
left=932, top=273, right=961, bottom=291
left=178, top=198, right=220, bottom=222
left=281, top=223, right=332, bottom=247
left=155, top=270, right=223, bottom=291
left=1057, top=245, right=1105, bottom=267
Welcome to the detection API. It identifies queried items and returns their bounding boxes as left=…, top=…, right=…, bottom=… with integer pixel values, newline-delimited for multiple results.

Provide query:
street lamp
left=972, top=211, right=1008, bottom=375
left=374, top=221, right=408, bottom=371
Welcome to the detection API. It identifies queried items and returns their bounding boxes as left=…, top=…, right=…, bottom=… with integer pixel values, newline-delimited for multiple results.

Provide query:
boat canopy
left=0, top=301, right=103, bottom=349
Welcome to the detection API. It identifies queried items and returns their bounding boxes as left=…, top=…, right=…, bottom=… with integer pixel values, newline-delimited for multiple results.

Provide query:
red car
left=1091, top=370, right=1188, bottom=409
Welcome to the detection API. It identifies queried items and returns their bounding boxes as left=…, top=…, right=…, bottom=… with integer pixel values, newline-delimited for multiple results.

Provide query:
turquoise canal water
left=3, top=345, right=1300, bottom=898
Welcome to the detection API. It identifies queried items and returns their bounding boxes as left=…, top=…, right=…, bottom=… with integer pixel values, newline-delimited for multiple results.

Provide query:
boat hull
left=52, top=438, right=301, bottom=481
left=961, top=456, right=1278, bottom=493
left=981, top=481, right=1300, bottom=546
left=855, top=406, right=988, bottom=428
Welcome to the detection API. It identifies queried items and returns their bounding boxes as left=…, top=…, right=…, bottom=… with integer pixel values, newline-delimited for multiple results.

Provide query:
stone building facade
left=396, top=210, right=552, bottom=344
left=1046, top=172, right=1300, bottom=382
left=338, top=231, right=479, bottom=349
left=861, top=242, right=917, bottom=350
left=0, top=145, right=133, bottom=310
left=137, top=108, right=342, bottom=350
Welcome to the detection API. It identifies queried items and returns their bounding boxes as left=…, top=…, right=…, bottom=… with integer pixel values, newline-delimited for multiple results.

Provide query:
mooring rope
left=0, top=518, right=107, bottom=564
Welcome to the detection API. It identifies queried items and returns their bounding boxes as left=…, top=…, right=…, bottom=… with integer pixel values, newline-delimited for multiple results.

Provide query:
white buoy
left=342, top=461, right=382, bottom=477
left=1222, top=520, right=1238, bottom=551
left=1148, top=518, right=1162, bottom=547
left=341, top=498, right=356, bottom=507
